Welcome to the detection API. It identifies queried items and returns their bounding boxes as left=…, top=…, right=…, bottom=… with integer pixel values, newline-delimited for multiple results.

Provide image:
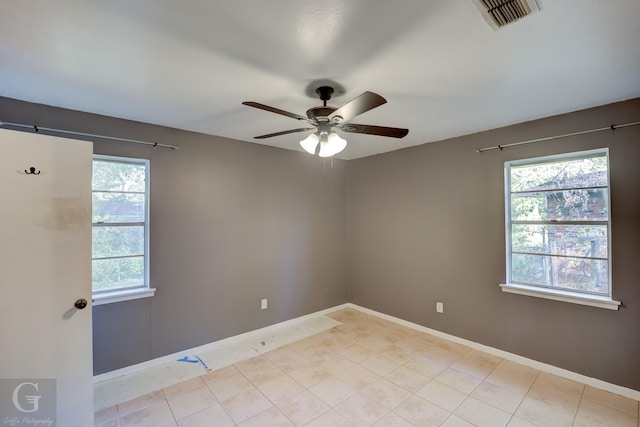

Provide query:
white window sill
left=93, top=288, right=156, bottom=306
left=500, top=283, right=620, bottom=310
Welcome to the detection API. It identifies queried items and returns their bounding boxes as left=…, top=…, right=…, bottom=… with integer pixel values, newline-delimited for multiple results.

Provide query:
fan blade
left=243, top=101, right=310, bottom=122
left=254, top=128, right=315, bottom=139
left=329, top=92, right=387, bottom=123
left=340, top=124, right=409, bottom=138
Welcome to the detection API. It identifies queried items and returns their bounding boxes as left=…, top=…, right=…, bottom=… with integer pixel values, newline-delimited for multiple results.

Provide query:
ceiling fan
left=242, top=86, right=409, bottom=157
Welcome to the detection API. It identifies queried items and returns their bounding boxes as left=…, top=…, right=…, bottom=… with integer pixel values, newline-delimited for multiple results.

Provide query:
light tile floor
left=94, top=308, right=640, bottom=426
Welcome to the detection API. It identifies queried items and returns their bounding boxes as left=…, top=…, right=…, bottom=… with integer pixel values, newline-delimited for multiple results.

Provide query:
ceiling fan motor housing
left=306, top=106, right=337, bottom=121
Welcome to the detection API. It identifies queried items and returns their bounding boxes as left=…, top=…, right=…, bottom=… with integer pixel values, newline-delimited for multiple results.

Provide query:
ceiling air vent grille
left=473, top=0, right=542, bottom=28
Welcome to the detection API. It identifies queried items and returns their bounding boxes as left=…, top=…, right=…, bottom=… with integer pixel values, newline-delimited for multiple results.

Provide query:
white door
left=0, top=129, right=94, bottom=426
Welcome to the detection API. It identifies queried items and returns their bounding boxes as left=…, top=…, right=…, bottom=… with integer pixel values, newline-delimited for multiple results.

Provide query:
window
left=92, top=155, right=154, bottom=304
left=501, top=149, right=619, bottom=310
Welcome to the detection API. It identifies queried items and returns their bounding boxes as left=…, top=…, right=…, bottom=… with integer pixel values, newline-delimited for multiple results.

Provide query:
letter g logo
left=12, top=382, right=42, bottom=413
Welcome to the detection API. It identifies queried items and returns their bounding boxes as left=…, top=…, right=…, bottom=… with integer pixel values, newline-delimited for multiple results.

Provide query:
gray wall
left=348, top=98, right=640, bottom=391
left=2, top=96, right=639, bottom=391
left=0, top=97, right=349, bottom=375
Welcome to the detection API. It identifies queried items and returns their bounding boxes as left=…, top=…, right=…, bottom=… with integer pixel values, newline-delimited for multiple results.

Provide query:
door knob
left=74, top=298, right=88, bottom=310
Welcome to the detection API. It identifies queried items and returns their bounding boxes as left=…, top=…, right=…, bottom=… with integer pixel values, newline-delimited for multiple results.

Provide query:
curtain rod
left=0, top=121, right=179, bottom=150
left=475, top=121, right=640, bottom=153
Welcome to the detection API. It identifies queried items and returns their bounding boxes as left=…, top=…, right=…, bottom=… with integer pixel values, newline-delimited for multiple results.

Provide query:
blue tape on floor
left=177, top=356, right=199, bottom=364
left=195, top=354, right=210, bottom=371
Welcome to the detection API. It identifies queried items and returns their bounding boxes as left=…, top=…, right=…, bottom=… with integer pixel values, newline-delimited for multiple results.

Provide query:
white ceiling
left=1, top=1, right=639, bottom=159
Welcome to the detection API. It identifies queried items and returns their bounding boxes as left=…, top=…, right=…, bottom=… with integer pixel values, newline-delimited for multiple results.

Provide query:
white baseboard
left=93, top=304, right=349, bottom=384
left=94, top=301, right=639, bottom=402
left=346, top=303, right=640, bottom=402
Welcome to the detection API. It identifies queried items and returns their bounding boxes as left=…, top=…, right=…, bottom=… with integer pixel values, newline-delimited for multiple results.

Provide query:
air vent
left=473, top=0, right=542, bottom=28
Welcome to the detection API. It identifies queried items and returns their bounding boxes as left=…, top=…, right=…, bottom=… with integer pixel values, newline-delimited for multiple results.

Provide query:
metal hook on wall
left=25, top=167, right=41, bottom=175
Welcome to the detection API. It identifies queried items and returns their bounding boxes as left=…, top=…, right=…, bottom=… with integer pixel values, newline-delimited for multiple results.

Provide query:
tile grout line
left=201, top=379, right=236, bottom=427
left=572, top=385, right=588, bottom=426
left=160, top=388, right=179, bottom=425
left=507, top=368, right=542, bottom=427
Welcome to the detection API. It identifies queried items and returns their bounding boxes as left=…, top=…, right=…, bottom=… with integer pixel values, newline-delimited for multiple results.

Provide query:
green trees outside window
left=92, top=156, right=149, bottom=293
left=506, top=150, right=610, bottom=296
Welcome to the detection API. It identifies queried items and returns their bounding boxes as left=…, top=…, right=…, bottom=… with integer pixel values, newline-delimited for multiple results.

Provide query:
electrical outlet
left=261, top=299, right=268, bottom=310
left=436, top=302, right=444, bottom=313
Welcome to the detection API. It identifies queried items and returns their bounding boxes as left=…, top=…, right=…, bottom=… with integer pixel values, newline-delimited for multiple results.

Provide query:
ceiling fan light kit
left=300, top=120, right=348, bottom=157
left=320, top=132, right=347, bottom=157
left=300, top=133, right=320, bottom=154
left=243, top=84, right=408, bottom=158
left=299, top=131, right=347, bottom=157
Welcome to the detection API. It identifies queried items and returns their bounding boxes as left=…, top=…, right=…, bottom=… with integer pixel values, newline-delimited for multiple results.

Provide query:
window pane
left=511, top=253, right=608, bottom=295
left=92, top=256, right=144, bottom=292
left=93, top=160, right=146, bottom=192
left=92, top=226, right=144, bottom=259
left=93, top=192, right=145, bottom=223
left=512, top=224, right=608, bottom=258
left=510, top=155, right=607, bottom=192
left=511, top=189, right=608, bottom=221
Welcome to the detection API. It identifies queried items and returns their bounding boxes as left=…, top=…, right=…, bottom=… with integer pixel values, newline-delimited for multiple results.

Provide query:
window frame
left=500, top=148, right=620, bottom=310
left=91, top=154, right=155, bottom=305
